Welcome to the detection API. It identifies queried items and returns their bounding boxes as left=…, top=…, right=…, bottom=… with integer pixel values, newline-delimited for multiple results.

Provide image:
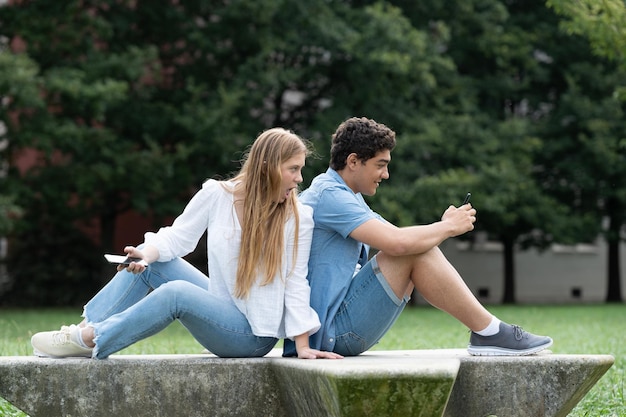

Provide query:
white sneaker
left=31, top=325, right=92, bottom=358
left=32, top=324, right=77, bottom=357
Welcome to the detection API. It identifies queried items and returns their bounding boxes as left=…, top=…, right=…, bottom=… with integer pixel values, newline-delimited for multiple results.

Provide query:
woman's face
left=278, top=152, right=305, bottom=202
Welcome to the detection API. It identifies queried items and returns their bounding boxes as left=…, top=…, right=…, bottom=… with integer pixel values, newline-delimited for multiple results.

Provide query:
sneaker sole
left=467, top=339, right=553, bottom=356
left=33, top=348, right=48, bottom=357
left=33, top=349, right=91, bottom=359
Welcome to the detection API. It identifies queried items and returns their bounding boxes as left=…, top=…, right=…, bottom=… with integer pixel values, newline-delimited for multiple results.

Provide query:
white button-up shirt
left=144, top=179, right=320, bottom=339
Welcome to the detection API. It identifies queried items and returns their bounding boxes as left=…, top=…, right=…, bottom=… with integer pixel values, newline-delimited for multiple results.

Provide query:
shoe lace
left=51, top=330, right=71, bottom=346
left=512, top=325, right=528, bottom=341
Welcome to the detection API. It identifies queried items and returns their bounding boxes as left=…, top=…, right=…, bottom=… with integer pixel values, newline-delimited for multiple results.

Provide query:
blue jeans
left=84, top=257, right=278, bottom=359
left=331, top=256, right=410, bottom=356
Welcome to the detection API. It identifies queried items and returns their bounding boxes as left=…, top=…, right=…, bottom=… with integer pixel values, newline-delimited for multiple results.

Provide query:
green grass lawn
left=1, top=304, right=624, bottom=416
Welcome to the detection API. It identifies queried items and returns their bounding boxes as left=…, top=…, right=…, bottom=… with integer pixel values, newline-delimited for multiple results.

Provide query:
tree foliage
left=370, top=0, right=585, bottom=302
left=0, top=0, right=623, bottom=305
left=539, top=0, right=626, bottom=302
left=547, top=0, right=626, bottom=65
left=0, top=0, right=451, bottom=305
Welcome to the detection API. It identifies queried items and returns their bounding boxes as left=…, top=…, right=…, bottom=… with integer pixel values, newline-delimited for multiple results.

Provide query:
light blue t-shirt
left=284, top=168, right=380, bottom=355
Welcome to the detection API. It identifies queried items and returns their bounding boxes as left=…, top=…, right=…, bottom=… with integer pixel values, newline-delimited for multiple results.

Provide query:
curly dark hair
left=329, top=117, right=396, bottom=170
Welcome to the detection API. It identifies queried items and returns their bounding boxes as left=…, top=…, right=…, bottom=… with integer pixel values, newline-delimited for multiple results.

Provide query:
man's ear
left=346, top=153, right=359, bottom=169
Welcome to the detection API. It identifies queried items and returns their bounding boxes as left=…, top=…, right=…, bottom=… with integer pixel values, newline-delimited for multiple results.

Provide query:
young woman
left=31, top=128, right=342, bottom=360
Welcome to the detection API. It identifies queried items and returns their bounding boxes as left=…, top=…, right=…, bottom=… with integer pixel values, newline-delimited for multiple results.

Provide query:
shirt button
left=329, top=338, right=334, bottom=342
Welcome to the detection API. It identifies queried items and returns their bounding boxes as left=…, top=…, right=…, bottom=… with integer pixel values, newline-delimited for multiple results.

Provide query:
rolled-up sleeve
left=283, top=204, right=321, bottom=339
left=144, top=180, right=216, bottom=262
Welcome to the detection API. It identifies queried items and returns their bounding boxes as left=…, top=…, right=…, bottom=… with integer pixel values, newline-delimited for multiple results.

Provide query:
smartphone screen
left=104, top=254, right=142, bottom=265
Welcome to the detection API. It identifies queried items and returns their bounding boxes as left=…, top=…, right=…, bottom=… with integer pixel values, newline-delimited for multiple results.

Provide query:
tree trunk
left=502, top=237, right=516, bottom=304
left=606, top=216, right=623, bottom=302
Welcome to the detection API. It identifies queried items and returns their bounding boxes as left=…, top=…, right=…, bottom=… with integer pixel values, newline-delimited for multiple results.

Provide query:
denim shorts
left=332, top=255, right=410, bottom=356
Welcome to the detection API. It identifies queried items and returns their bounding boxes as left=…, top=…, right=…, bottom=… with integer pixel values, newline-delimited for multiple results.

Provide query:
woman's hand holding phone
left=104, top=246, right=148, bottom=273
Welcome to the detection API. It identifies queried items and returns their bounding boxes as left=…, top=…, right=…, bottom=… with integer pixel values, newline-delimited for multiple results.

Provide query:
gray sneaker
left=468, top=323, right=553, bottom=356
left=31, top=325, right=93, bottom=358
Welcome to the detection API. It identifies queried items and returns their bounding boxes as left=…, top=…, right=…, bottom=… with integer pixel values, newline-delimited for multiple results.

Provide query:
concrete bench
left=0, top=349, right=614, bottom=417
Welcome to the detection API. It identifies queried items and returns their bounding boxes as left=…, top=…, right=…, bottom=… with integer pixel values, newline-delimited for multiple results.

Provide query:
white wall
left=432, top=233, right=625, bottom=304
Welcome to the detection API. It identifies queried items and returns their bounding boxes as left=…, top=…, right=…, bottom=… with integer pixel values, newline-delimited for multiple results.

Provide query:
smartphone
left=104, top=254, right=144, bottom=265
left=462, top=192, right=471, bottom=205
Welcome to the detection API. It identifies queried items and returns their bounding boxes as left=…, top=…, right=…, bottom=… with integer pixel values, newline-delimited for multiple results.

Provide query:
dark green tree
left=0, top=51, right=34, bottom=235
left=546, top=0, right=626, bottom=302
left=372, top=0, right=587, bottom=303
left=534, top=59, right=626, bottom=303
left=0, top=0, right=449, bottom=305
left=0, top=1, right=263, bottom=304
left=547, top=0, right=626, bottom=69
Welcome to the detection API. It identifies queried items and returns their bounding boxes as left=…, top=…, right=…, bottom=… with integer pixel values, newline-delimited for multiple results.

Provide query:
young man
left=284, top=116, right=552, bottom=357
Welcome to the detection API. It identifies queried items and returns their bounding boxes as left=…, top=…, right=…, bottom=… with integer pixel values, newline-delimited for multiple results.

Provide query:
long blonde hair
left=230, top=128, right=309, bottom=298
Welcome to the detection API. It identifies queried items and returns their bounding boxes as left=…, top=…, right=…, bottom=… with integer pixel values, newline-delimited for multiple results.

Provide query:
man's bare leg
left=376, top=246, right=493, bottom=332
left=376, top=247, right=553, bottom=355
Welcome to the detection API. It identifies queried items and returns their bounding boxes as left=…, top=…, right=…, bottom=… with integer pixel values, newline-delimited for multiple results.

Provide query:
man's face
left=353, top=150, right=391, bottom=196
